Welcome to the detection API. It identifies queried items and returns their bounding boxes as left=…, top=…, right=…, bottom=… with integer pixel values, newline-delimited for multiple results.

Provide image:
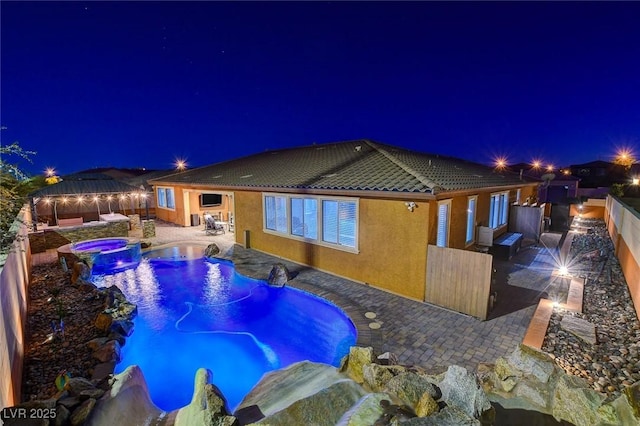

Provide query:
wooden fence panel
left=509, top=204, right=544, bottom=241
left=426, top=245, right=492, bottom=320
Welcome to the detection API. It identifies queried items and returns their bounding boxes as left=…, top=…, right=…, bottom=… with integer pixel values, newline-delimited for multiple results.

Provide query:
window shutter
left=291, top=198, right=304, bottom=236
left=275, top=196, right=287, bottom=233
left=501, top=193, right=509, bottom=226
left=466, top=198, right=476, bottom=243
left=322, top=200, right=338, bottom=243
left=338, top=201, right=356, bottom=247
left=304, top=199, right=318, bottom=239
left=437, top=203, right=448, bottom=247
left=265, top=196, right=276, bottom=230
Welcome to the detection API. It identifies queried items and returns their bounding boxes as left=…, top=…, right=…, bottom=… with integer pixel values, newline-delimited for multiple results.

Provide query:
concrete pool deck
left=32, top=220, right=564, bottom=372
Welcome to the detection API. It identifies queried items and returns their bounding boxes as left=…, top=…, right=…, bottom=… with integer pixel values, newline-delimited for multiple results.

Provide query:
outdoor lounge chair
left=204, top=214, right=225, bottom=235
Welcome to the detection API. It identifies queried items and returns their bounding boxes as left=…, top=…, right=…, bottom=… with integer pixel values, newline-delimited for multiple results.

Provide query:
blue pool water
left=91, top=247, right=357, bottom=412
left=74, top=238, right=128, bottom=252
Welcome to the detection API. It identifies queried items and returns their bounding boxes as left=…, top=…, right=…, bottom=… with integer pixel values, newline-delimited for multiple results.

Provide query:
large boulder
left=400, top=406, right=481, bottom=425
left=342, top=346, right=375, bottom=384
left=71, top=261, right=91, bottom=284
left=383, top=371, right=440, bottom=408
left=415, top=391, right=440, bottom=417
left=66, top=377, right=98, bottom=396
left=237, top=361, right=366, bottom=424
left=480, top=346, right=634, bottom=425
left=506, top=345, right=556, bottom=384
left=336, top=393, right=392, bottom=426
left=267, top=263, right=291, bottom=287
left=86, top=365, right=163, bottom=426
left=250, top=380, right=367, bottom=425
left=94, top=312, right=113, bottom=333
left=362, top=363, right=405, bottom=392
left=613, top=381, right=640, bottom=426
left=551, top=374, right=610, bottom=426
left=92, top=340, right=121, bottom=363
left=438, top=365, right=493, bottom=421
left=175, top=368, right=236, bottom=426
left=622, top=381, right=640, bottom=419
left=69, top=398, right=96, bottom=426
left=110, top=302, right=137, bottom=321
left=204, top=244, right=221, bottom=258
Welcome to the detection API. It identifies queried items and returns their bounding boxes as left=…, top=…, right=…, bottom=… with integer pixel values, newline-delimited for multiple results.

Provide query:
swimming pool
left=59, top=237, right=142, bottom=274
left=91, top=245, right=357, bottom=412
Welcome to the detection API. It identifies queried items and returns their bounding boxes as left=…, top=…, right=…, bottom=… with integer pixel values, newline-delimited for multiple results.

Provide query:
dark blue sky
left=2, top=1, right=639, bottom=176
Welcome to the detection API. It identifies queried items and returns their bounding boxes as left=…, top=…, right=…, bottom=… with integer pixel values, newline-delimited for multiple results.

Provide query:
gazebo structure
left=28, top=173, right=149, bottom=229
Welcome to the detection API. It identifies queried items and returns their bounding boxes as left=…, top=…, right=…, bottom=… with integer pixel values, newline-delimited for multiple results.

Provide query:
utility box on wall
left=477, top=226, right=493, bottom=247
left=190, top=213, right=200, bottom=227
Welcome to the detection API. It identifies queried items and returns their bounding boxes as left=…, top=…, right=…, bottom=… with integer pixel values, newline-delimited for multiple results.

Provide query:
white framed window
left=264, top=195, right=288, bottom=233
left=466, top=196, right=477, bottom=245
left=157, top=187, right=175, bottom=210
left=436, top=199, right=451, bottom=247
left=489, top=191, right=509, bottom=229
left=263, top=193, right=358, bottom=252
left=291, top=197, right=318, bottom=239
left=322, top=200, right=357, bottom=247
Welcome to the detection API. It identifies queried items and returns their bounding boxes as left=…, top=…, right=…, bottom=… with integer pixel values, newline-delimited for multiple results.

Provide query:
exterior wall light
left=405, top=201, right=417, bottom=212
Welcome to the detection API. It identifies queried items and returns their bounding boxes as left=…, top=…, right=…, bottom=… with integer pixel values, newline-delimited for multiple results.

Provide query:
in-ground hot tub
left=57, top=237, right=142, bottom=273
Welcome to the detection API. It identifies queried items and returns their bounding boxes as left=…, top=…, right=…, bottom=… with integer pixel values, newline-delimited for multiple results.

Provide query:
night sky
left=2, top=1, right=639, bottom=176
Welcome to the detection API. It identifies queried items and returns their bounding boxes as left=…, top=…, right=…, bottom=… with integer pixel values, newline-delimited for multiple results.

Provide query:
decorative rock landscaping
left=479, top=345, right=639, bottom=426
left=12, top=262, right=137, bottom=425
left=542, top=219, right=640, bottom=401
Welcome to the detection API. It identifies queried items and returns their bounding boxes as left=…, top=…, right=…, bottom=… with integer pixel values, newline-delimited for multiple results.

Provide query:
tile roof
left=150, top=140, right=535, bottom=194
left=29, top=173, right=143, bottom=198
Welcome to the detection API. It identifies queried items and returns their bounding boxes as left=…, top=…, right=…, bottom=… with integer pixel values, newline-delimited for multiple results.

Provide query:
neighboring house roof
left=29, top=173, right=143, bottom=198
left=508, top=163, right=579, bottom=181
left=122, top=169, right=177, bottom=191
left=149, top=140, right=535, bottom=195
left=74, top=167, right=156, bottom=179
left=570, top=159, right=631, bottom=188
left=570, top=160, right=612, bottom=168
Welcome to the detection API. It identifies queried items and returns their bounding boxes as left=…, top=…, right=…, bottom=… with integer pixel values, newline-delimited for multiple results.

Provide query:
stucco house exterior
left=148, top=140, right=538, bottom=302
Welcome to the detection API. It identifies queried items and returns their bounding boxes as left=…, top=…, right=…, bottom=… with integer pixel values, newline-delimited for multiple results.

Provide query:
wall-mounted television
left=200, top=193, right=222, bottom=207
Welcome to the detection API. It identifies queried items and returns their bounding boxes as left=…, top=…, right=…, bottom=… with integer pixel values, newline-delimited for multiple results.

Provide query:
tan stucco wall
left=154, top=187, right=234, bottom=226
left=429, top=186, right=537, bottom=248
left=155, top=183, right=538, bottom=301
left=235, top=191, right=430, bottom=300
left=154, top=186, right=185, bottom=225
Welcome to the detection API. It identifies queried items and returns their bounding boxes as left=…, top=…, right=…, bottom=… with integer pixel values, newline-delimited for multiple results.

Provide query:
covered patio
left=28, top=173, right=149, bottom=230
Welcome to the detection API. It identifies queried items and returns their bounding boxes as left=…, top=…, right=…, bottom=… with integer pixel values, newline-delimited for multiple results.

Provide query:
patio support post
left=30, top=197, right=38, bottom=231
left=53, top=200, right=59, bottom=226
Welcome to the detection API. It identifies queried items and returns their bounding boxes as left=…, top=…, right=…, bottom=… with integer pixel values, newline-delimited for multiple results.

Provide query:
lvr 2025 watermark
left=1, top=406, right=57, bottom=421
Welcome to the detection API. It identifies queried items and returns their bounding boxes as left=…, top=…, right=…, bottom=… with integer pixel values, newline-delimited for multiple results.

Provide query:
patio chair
left=204, top=214, right=225, bottom=235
